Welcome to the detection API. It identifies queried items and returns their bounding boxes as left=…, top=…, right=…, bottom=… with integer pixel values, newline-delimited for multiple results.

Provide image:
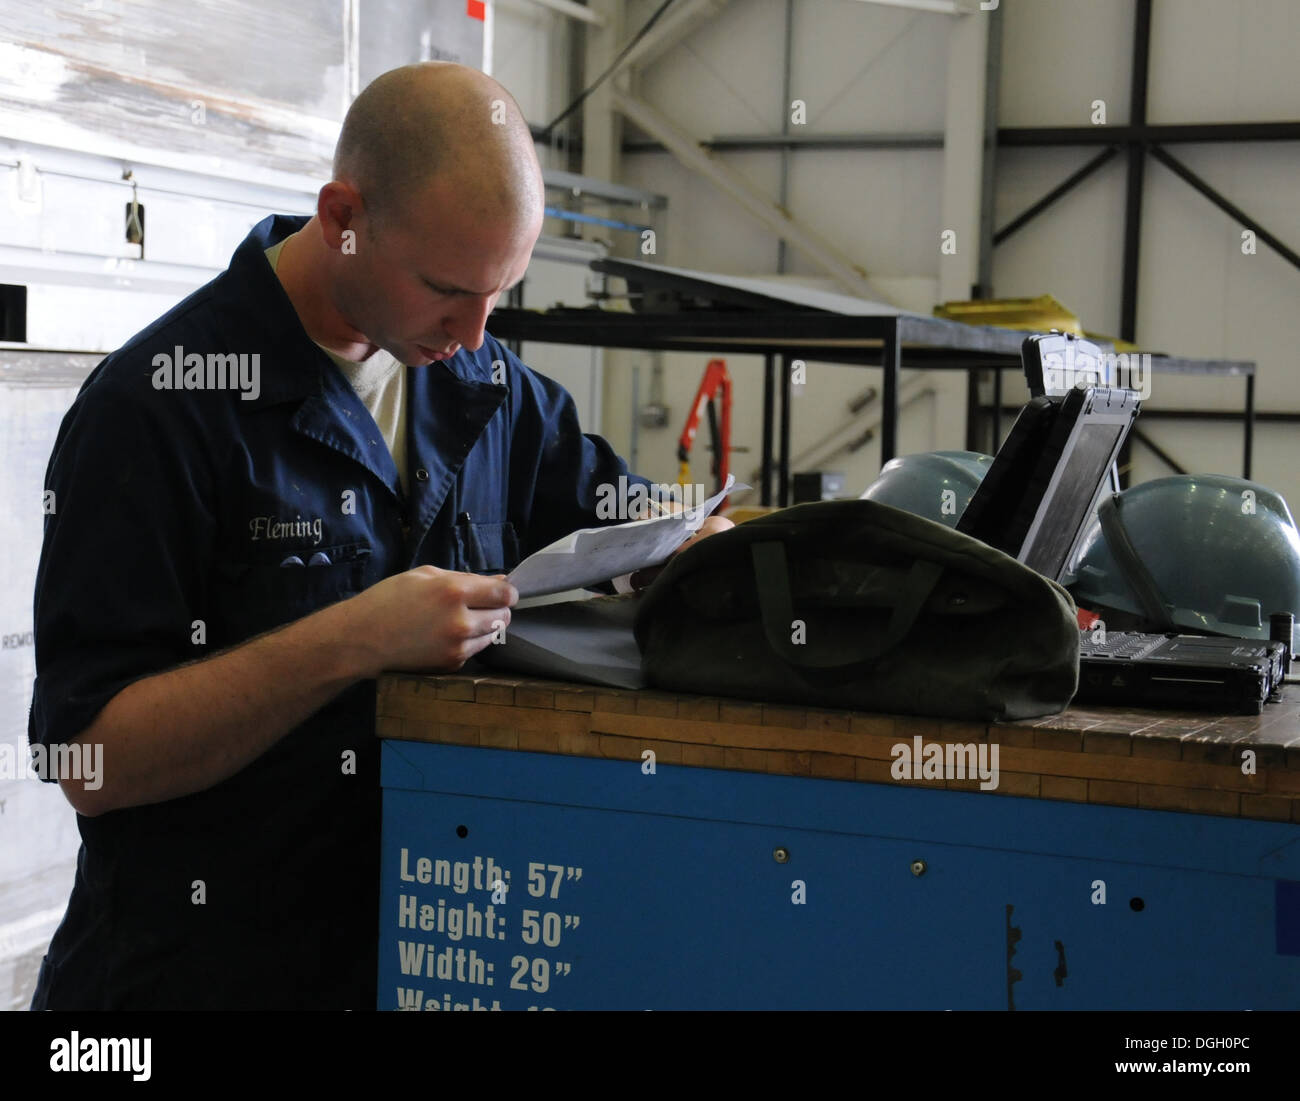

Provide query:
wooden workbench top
left=376, top=672, right=1300, bottom=824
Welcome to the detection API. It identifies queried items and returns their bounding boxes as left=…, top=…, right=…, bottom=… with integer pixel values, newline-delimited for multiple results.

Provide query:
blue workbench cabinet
left=378, top=739, right=1300, bottom=1011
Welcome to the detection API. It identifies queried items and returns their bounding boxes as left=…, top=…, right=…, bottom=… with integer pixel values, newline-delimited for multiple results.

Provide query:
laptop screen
left=1020, top=417, right=1132, bottom=579
left=957, top=386, right=1141, bottom=583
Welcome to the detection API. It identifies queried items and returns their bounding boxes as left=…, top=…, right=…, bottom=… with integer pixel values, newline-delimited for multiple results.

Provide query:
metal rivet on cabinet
left=910, top=859, right=927, bottom=877
left=773, top=847, right=790, bottom=863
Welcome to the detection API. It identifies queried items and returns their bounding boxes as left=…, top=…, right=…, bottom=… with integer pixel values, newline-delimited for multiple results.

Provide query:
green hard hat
left=860, top=450, right=993, bottom=527
left=1067, top=474, right=1300, bottom=638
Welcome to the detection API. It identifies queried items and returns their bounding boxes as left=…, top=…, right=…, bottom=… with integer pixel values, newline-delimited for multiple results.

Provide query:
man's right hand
left=345, top=566, right=518, bottom=677
left=56, top=565, right=517, bottom=816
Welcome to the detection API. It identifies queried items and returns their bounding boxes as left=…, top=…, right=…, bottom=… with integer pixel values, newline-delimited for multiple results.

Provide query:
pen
left=458, top=512, right=482, bottom=566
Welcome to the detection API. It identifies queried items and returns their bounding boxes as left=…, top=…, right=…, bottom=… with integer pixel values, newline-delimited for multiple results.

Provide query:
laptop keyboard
left=1079, top=631, right=1166, bottom=659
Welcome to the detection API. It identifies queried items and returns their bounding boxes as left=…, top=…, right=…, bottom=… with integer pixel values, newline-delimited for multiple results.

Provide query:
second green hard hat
left=860, top=450, right=994, bottom=528
left=1068, top=474, right=1300, bottom=638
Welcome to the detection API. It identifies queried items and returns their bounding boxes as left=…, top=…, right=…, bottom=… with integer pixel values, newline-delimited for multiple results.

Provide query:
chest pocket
left=457, top=521, right=521, bottom=575
left=211, top=541, right=372, bottom=642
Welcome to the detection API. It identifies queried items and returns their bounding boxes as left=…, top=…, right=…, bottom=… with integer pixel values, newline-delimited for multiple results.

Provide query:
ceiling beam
left=497, top=0, right=606, bottom=27
left=611, top=89, right=894, bottom=303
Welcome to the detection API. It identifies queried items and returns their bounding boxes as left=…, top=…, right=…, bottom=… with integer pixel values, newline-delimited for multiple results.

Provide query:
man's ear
left=317, top=180, right=365, bottom=252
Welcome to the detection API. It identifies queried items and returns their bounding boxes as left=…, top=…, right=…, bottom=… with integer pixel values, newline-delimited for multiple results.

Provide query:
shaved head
left=333, top=62, right=543, bottom=229
left=279, top=63, right=544, bottom=367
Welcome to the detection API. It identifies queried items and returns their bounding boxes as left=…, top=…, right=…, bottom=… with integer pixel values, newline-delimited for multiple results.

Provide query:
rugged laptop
left=958, top=349, right=1285, bottom=713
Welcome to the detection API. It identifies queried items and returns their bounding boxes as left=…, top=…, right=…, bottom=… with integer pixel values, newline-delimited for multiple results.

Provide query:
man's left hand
left=668, top=515, right=734, bottom=557
left=626, top=515, right=735, bottom=590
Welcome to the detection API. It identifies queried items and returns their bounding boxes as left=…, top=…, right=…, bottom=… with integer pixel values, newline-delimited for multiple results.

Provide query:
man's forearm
left=61, top=596, right=376, bottom=817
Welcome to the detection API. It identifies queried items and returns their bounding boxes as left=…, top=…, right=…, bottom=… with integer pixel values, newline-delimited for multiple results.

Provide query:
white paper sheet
left=507, top=475, right=741, bottom=598
left=476, top=592, right=647, bottom=689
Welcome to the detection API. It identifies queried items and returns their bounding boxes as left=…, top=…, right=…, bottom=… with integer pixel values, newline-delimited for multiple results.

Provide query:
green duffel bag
left=633, top=499, right=1079, bottom=721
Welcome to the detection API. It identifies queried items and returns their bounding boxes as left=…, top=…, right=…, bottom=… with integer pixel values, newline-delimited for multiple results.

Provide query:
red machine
left=677, top=358, right=732, bottom=504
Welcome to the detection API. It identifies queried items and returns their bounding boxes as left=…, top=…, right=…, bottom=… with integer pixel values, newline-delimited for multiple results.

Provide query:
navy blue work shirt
left=28, top=214, right=648, bottom=1009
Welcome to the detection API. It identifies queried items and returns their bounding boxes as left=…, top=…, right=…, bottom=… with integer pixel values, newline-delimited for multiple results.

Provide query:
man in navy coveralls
left=29, top=62, right=728, bottom=1009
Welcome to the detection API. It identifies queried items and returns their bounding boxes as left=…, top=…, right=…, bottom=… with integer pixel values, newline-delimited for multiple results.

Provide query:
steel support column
left=881, top=324, right=900, bottom=464
left=762, top=353, right=776, bottom=506
left=1119, top=0, right=1152, bottom=344
left=779, top=354, right=793, bottom=506
left=965, top=369, right=982, bottom=451
left=1116, top=0, right=1152, bottom=490
left=1245, top=374, right=1255, bottom=479
left=975, top=0, right=1002, bottom=299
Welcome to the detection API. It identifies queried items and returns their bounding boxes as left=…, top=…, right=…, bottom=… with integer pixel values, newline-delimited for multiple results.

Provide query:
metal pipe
left=773, top=376, right=931, bottom=482
left=847, top=387, right=880, bottom=414
left=482, top=0, right=495, bottom=75
left=544, top=168, right=667, bottom=208
left=845, top=0, right=963, bottom=15
left=343, top=0, right=360, bottom=109
left=501, top=0, right=605, bottom=26
left=820, top=387, right=935, bottom=472
left=543, top=205, right=651, bottom=232
left=608, top=0, right=732, bottom=74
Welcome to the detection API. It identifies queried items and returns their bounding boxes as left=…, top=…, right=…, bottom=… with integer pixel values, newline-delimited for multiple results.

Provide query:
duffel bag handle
left=751, top=540, right=945, bottom=670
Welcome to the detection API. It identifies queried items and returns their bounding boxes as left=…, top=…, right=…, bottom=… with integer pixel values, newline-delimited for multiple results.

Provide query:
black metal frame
left=514, top=0, right=1284, bottom=500
left=487, top=307, right=1255, bottom=504
left=601, top=1, right=1300, bottom=300
left=994, top=0, right=1300, bottom=320
left=986, top=0, right=1297, bottom=487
